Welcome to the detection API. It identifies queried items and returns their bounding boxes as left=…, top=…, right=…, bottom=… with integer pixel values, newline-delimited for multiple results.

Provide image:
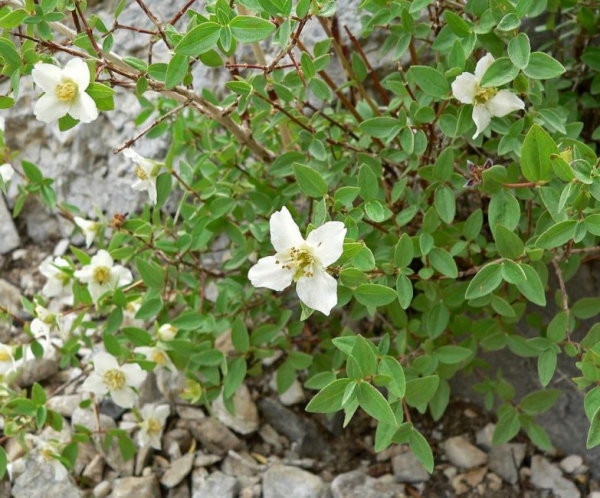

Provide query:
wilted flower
left=32, top=58, right=98, bottom=124
left=464, top=158, right=494, bottom=187
left=74, top=250, right=133, bottom=303
left=157, top=323, right=178, bottom=342
left=123, top=149, right=160, bottom=204
left=137, top=404, right=170, bottom=449
left=82, top=352, right=147, bottom=408
left=248, top=207, right=346, bottom=316
left=451, top=53, right=525, bottom=139
left=134, top=346, right=176, bottom=372
left=39, top=257, right=72, bottom=298
left=30, top=304, right=63, bottom=343
left=74, top=217, right=100, bottom=248
left=0, top=163, right=13, bottom=184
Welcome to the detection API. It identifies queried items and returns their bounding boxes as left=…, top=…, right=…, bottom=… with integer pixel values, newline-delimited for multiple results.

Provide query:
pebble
left=475, top=423, right=495, bottom=451
left=530, top=455, right=581, bottom=498
left=82, top=454, right=105, bottom=484
left=168, top=482, right=191, bottom=498
left=93, top=481, right=111, bottom=498
left=162, top=453, right=195, bottom=488
left=269, top=377, right=306, bottom=406
left=71, top=407, right=116, bottom=432
left=442, top=436, right=487, bottom=469
left=47, top=394, right=83, bottom=417
left=193, top=452, right=223, bottom=467
left=191, top=470, right=240, bottom=498
left=488, top=443, right=526, bottom=484
left=560, top=455, right=584, bottom=474
left=259, top=424, right=283, bottom=452
left=110, top=476, right=161, bottom=498
left=12, top=458, right=82, bottom=498
left=212, top=384, right=259, bottom=435
left=263, top=464, right=327, bottom=498
left=188, top=418, right=242, bottom=456
left=331, top=470, right=405, bottom=498
left=392, top=450, right=431, bottom=483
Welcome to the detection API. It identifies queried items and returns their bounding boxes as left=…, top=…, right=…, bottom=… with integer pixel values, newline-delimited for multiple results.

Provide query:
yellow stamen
left=152, top=351, right=167, bottom=365
left=147, top=417, right=162, bottom=435
left=473, top=86, right=498, bottom=105
left=56, top=80, right=78, bottom=102
left=93, top=266, right=111, bottom=285
left=104, top=369, right=125, bottom=390
left=0, top=350, right=11, bottom=362
left=277, top=246, right=316, bottom=281
left=135, top=165, right=149, bottom=181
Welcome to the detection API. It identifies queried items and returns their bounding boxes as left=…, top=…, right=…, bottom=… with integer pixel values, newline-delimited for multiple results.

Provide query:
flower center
left=56, top=80, right=78, bottom=102
left=473, top=86, right=498, bottom=105
left=104, top=369, right=125, bottom=390
left=135, top=165, right=149, bottom=181
left=0, top=350, right=11, bottom=362
left=41, top=448, right=55, bottom=461
left=93, top=266, right=111, bottom=285
left=152, top=351, right=167, bottom=365
left=147, top=417, right=162, bottom=435
left=277, top=246, right=316, bottom=281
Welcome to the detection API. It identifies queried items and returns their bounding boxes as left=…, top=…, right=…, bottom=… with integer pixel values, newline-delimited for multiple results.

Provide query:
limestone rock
left=488, top=443, right=526, bottom=484
left=442, top=436, right=487, bottom=469
left=12, top=458, right=82, bottom=498
left=530, top=455, right=580, bottom=498
left=192, top=470, right=239, bottom=498
left=332, top=470, right=405, bottom=498
left=162, top=453, right=195, bottom=488
left=109, top=476, right=161, bottom=498
left=392, top=450, right=430, bottom=483
left=212, top=384, right=259, bottom=435
left=262, top=464, right=327, bottom=498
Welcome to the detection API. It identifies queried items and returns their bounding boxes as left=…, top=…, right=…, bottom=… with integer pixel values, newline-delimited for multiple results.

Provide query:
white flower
left=248, top=207, right=346, bottom=316
left=74, top=250, right=133, bottom=303
left=74, top=216, right=100, bottom=248
left=137, top=404, right=170, bottom=449
left=81, top=352, right=147, bottom=408
left=0, top=163, right=13, bottom=184
left=451, top=53, right=525, bottom=139
left=0, top=344, right=16, bottom=375
left=32, top=59, right=98, bottom=124
left=157, top=323, right=178, bottom=342
left=0, top=116, right=5, bottom=132
left=39, top=257, right=72, bottom=298
left=135, top=346, right=175, bottom=372
left=26, top=437, right=68, bottom=481
left=123, top=149, right=159, bottom=204
left=30, top=304, right=63, bottom=343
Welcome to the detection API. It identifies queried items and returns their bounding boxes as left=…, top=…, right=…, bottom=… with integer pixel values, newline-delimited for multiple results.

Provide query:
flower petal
left=472, top=105, right=492, bottom=139
left=93, top=351, right=119, bottom=375
left=270, top=207, right=304, bottom=253
left=451, top=73, right=477, bottom=104
left=32, top=63, right=62, bottom=93
left=42, top=279, right=63, bottom=298
left=93, top=249, right=113, bottom=268
left=34, top=94, right=69, bottom=123
left=0, top=164, right=14, bottom=183
left=248, top=256, right=294, bottom=292
left=62, top=58, right=90, bottom=90
left=81, top=373, right=109, bottom=395
left=110, top=387, right=137, bottom=408
left=486, top=90, right=525, bottom=117
left=69, top=92, right=98, bottom=123
left=31, top=319, right=50, bottom=342
left=155, top=404, right=170, bottom=422
left=295, top=267, right=338, bottom=316
left=306, top=221, right=347, bottom=267
left=121, top=363, right=147, bottom=388
left=111, top=266, right=133, bottom=287
left=474, top=53, right=495, bottom=81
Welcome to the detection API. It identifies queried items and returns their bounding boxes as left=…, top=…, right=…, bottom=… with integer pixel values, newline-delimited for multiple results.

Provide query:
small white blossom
left=0, top=163, right=13, bottom=184
left=451, top=53, right=525, bottom=139
left=81, top=352, right=147, bottom=408
left=39, top=257, right=72, bottom=298
left=30, top=304, right=63, bottom=343
left=0, top=343, right=16, bottom=376
left=157, top=323, right=178, bottom=342
left=135, top=346, right=176, bottom=372
left=32, top=58, right=98, bottom=124
left=74, top=250, right=133, bottom=303
left=0, top=117, right=5, bottom=132
left=137, top=404, right=170, bottom=449
left=248, top=207, right=346, bottom=316
left=74, top=216, right=100, bottom=248
left=26, top=436, right=68, bottom=481
left=123, top=149, right=159, bottom=204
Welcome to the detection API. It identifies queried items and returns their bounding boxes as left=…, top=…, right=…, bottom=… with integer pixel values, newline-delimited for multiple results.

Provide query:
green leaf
left=434, top=185, right=455, bottom=224
left=489, top=191, right=520, bottom=233
left=525, top=422, right=552, bottom=452
left=230, top=16, right=276, bottom=43
left=480, top=57, right=519, bottom=87
left=22, top=161, right=44, bottom=183
left=572, top=298, right=600, bottom=320
left=435, top=346, right=472, bottom=364
left=293, top=163, right=327, bottom=198
left=357, top=382, right=397, bottom=427
left=536, top=220, right=577, bottom=249
left=136, top=258, right=165, bottom=290
left=547, top=312, right=568, bottom=343
left=232, top=316, right=250, bottom=353
left=433, top=147, right=454, bottom=182
left=355, top=284, right=397, bottom=307
left=508, top=33, right=531, bottom=69
left=585, top=214, right=600, bottom=236
left=306, top=378, right=352, bottom=413
left=502, top=260, right=526, bottom=284
left=408, top=66, right=450, bottom=98
left=429, top=248, right=458, bottom=278
left=175, top=22, right=221, bottom=56
left=516, top=264, right=546, bottom=306
left=395, top=233, right=414, bottom=268
left=520, top=124, right=558, bottom=183
left=587, top=407, right=600, bottom=449
left=118, top=435, right=136, bottom=462
left=444, top=10, right=471, bottom=37
left=523, top=52, right=566, bottom=80
left=0, top=447, right=6, bottom=480
left=494, top=224, right=524, bottom=259
left=405, top=375, right=439, bottom=407
left=351, top=335, right=377, bottom=378
left=519, top=389, right=561, bottom=415
left=409, top=429, right=434, bottom=473
left=493, top=408, right=521, bottom=445
left=465, top=264, right=503, bottom=300
left=358, top=164, right=378, bottom=201
left=396, top=274, right=413, bottom=310
left=165, top=54, right=189, bottom=89
left=359, top=117, right=401, bottom=139
left=379, top=356, right=406, bottom=398
left=223, top=357, right=247, bottom=399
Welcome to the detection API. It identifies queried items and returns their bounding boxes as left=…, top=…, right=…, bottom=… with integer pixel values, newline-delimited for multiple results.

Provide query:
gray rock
left=442, top=436, right=487, bottom=469
left=193, top=452, right=222, bottom=467
left=12, top=458, right=82, bottom=498
left=100, top=398, right=127, bottom=420
left=258, top=398, right=326, bottom=458
left=560, top=455, right=584, bottom=474
left=168, top=482, right=191, bottom=498
left=83, top=454, right=105, bottom=485
left=0, top=278, right=22, bottom=341
left=488, top=443, right=526, bottom=484
left=270, top=377, right=306, bottom=406
left=72, top=407, right=116, bottom=432
left=475, top=423, right=495, bottom=451
left=162, top=453, right=195, bottom=488
left=16, top=345, right=60, bottom=387
left=192, top=470, right=240, bottom=498
left=212, top=384, right=259, bottom=435
left=47, top=394, right=83, bottom=417
left=0, top=197, right=20, bottom=254
left=221, top=451, right=263, bottom=478
left=188, top=418, right=242, bottom=456
left=530, top=455, right=581, bottom=498
left=263, top=464, right=327, bottom=498
left=109, top=476, right=161, bottom=498
left=163, top=428, right=193, bottom=456
left=331, top=470, right=405, bottom=498
left=392, top=450, right=431, bottom=483
left=93, top=481, right=111, bottom=498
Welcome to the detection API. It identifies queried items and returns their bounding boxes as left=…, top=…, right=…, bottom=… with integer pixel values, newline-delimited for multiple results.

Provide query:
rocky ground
left=0, top=242, right=595, bottom=498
